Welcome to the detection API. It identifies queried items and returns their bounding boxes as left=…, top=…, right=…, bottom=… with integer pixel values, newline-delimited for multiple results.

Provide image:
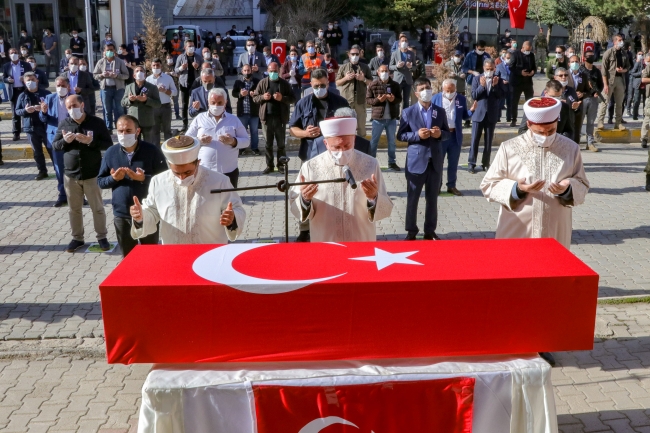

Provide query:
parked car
left=164, top=25, right=207, bottom=48
left=231, top=35, right=251, bottom=58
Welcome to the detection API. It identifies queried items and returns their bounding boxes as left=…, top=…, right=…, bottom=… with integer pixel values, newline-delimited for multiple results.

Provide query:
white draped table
left=138, top=354, right=557, bottom=433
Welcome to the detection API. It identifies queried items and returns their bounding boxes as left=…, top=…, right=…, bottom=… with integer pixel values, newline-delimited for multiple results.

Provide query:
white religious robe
left=480, top=131, right=589, bottom=249
left=290, top=150, right=393, bottom=242
left=131, top=166, right=246, bottom=244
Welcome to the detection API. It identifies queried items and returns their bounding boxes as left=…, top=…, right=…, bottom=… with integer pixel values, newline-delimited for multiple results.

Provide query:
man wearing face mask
left=367, top=65, right=402, bottom=170
left=290, top=116, right=393, bottom=242
left=496, top=51, right=513, bottom=123
left=97, top=115, right=167, bottom=257
left=445, top=51, right=466, bottom=94
left=369, top=46, right=390, bottom=79
left=69, top=30, right=86, bottom=58
left=398, top=76, right=450, bottom=240
left=545, top=46, right=574, bottom=87
left=3, top=48, right=32, bottom=141
left=53, top=95, right=113, bottom=253
left=165, top=54, right=182, bottom=120
left=201, top=47, right=224, bottom=76
left=461, top=40, right=490, bottom=106
left=336, top=45, right=372, bottom=136
left=419, top=25, right=435, bottom=64
left=499, top=30, right=513, bottom=50
left=581, top=49, right=604, bottom=151
left=349, top=26, right=363, bottom=49
left=469, top=58, right=503, bottom=174
left=121, top=65, right=161, bottom=144
left=626, top=50, right=644, bottom=120
left=187, top=88, right=250, bottom=188
left=175, top=40, right=203, bottom=130
left=129, top=135, right=246, bottom=244
left=389, top=34, right=416, bottom=109
left=26, top=56, right=49, bottom=89
left=518, top=80, right=574, bottom=140
left=127, top=36, right=145, bottom=66
left=567, top=55, right=591, bottom=144
left=315, top=29, right=327, bottom=55
left=15, top=72, right=51, bottom=180
left=297, top=40, right=324, bottom=93
left=147, top=58, right=177, bottom=143
left=18, top=30, right=32, bottom=55
left=42, top=28, right=58, bottom=76
left=189, top=63, right=232, bottom=111
left=93, top=44, right=130, bottom=132
left=233, top=64, right=261, bottom=156
left=63, top=56, right=94, bottom=114
left=60, top=49, right=73, bottom=73
left=237, top=39, right=267, bottom=81
left=262, top=46, right=280, bottom=73
left=253, top=62, right=296, bottom=174
left=280, top=48, right=304, bottom=103
left=222, top=33, right=236, bottom=75
left=509, top=40, right=536, bottom=126
left=481, top=96, right=589, bottom=253
left=324, top=22, right=341, bottom=59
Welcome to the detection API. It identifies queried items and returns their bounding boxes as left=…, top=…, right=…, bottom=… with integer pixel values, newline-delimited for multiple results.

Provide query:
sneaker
left=616, top=124, right=627, bottom=131
left=388, top=162, right=401, bottom=171
left=588, top=143, right=599, bottom=152
left=12, top=133, right=20, bottom=141
left=98, top=238, right=111, bottom=251
left=296, top=230, right=310, bottom=242
left=263, top=167, right=274, bottom=174
left=65, top=239, right=85, bottom=253
left=596, top=122, right=605, bottom=129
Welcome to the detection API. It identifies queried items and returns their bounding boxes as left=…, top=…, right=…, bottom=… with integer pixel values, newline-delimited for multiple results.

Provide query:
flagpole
left=475, top=0, right=479, bottom=42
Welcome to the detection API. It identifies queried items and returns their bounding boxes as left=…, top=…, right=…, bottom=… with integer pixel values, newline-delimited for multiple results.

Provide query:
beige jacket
left=601, top=47, right=631, bottom=86
left=92, top=57, right=130, bottom=90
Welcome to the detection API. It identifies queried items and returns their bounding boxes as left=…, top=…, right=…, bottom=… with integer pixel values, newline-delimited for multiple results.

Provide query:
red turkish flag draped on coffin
left=271, top=39, right=287, bottom=63
left=254, top=378, right=475, bottom=433
left=508, top=0, right=530, bottom=29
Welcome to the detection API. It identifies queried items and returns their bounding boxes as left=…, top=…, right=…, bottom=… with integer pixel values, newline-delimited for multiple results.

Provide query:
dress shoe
left=241, top=148, right=254, bottom=155
left=262, top=167, right=274, bottom=174
left=588, top=143, right=599, bottom=152
left=253, top=149, right=261, bottom=155
left=509, top=120, right=517, bottom=127
left=388, top=162, right=401, bottom=171
left=278, top=165, right=285, bottom=174
left=447, top=187, right=462, bottom=196
left=423, top=232, right=440, bottom=240
left=0, top=160, right=5, bottom=166
left=468, top=166, right=477, bottom=174
left=607, top=118, right=613, bottom=124
left=642, top=139, right=648, bottom=149
left=539, top=352, right=556, bottom=367
left=98, top=238, right=111, bottom=251
left=404, top=233, right=417, bottom=240
left=633, top=116, right=639, bottom=120
left=83, top=199, right=88, bottom=206
left=463, top=120, right=470, bottom=128
left=12, top=133, right=20, bottom=141
left=65, top=239, right=85, bottom=253
left=621, top=119, right=628, bottom=124
left=53, top=200, right=67, bottom=208
left=296, top=230, right=310, bottom=242
left=35, top=172, right=48, bottom=180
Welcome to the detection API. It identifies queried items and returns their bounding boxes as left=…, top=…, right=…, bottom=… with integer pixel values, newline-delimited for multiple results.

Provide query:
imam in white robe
left=480, top=131, right=589, bottom=249
left=290, top=150, right=393, bottom=242
left=132, top=166, right=246, bottom=244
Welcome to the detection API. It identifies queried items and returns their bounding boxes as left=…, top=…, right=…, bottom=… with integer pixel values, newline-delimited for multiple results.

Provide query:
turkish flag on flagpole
left=253, top=378, right=475, bottom=433
left=508, top=0, right=530, bottom=29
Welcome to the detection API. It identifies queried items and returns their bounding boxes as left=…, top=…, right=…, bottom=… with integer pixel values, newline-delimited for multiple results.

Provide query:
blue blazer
left=431, top=93, right=473, bottom=145
left=471, top=74, right=504, bottom=124
left=39, top=93, right=68, bottom=145
left=397, top=102, right=450, bottom=175
left=189, top=85, right=232, bottom=117
left=495, top=62, right=513, bottom=91
left=461, top=51, right=491, bottom=86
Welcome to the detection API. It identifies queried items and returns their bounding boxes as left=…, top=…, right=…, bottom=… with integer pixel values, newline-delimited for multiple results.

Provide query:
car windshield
left=166, top=29, right=196, bottom=40
left=235, top=39, right=247, bottom=47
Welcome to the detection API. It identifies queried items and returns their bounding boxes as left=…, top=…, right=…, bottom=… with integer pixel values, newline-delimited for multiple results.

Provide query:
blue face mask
left=290, top=55, right=297, bottom=61
left=307, top=47, right=315, bottom=55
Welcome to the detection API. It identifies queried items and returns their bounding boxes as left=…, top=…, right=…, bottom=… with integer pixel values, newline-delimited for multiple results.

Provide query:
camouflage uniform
left=533, top=33, right=547, bottom=71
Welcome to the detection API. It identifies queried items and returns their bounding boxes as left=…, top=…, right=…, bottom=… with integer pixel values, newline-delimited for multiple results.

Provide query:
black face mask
left=243, top=73, right=252, bottom=79
left=585, top=57, right=594, bottom=64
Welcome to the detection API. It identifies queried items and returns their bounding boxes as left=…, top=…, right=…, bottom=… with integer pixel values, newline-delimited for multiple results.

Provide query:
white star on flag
left=350, top=248, right=423, bottom=270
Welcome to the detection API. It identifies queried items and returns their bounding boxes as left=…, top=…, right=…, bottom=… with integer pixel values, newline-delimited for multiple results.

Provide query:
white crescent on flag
left=298, top=417, right=358, bottom=433
left=274, top=46, right=283, bottom=56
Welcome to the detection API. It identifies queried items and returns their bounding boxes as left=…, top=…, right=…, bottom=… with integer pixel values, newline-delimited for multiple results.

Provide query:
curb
left=0, top=111, right=12, bottom=120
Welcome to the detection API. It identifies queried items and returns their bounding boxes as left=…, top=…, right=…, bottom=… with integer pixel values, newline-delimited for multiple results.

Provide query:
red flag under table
left=99, top=238, right=599, bottom=364
left=253, top=378, right=475, bottom=433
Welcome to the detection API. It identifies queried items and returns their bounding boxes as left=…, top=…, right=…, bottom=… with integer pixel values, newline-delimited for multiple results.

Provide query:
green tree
left=578, top=0, right=645, bottom=48
left=358, top=0, right=444, bottom=35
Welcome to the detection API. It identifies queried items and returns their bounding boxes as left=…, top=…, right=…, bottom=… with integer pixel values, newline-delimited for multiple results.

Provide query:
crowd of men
left=10, top=22, right=650, bottom=266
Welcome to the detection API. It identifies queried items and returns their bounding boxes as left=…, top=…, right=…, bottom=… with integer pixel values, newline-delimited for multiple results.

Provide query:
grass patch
left=598, top=296, right=650, bottom=305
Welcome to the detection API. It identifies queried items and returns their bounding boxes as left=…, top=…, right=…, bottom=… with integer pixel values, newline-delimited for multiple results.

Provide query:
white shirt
left=11, top=62, right=23, bottom=87
left=133, top=44, right=140, bottom=59
left=146, top=73, right=178, bottom=104
left=187, top=112, right=250, bottom=174
left=442, top=95, right=456, bottom=126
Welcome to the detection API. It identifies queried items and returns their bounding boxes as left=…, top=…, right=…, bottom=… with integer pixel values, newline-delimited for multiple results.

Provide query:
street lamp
left=586, top=23, right=593, bottom=39
left=275, top=21, right=281, bottom=38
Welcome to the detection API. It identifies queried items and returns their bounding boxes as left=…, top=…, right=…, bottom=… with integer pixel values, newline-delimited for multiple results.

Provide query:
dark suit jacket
left=232, top=77, right=260, bottom=117
left=34, top=68, right=49, bottom=89
left=397, top=102, right=451, bottom=174
left=127, top=43, right=146, bottom=64
left=289, top=92, right=350, bottom=161
left=518, top=100, right=574, bottom=139
left=2, top=61, right=32, bottom=99
left=252, top=77, right=296, bottom=122
left=431, top=93, right=473, bottom=145
left=189, top=81, right=232, bottom=116
left=62, top=70, right=95, bottom=113
left=629, top=60, right=644, bottom=89
left=69, top=36, right=86, bottom=54
left=511, top=51, right=536, bottom=87
left=471, top=74, right=504, bottom=123
left=311, top=135, right=371, bottom=160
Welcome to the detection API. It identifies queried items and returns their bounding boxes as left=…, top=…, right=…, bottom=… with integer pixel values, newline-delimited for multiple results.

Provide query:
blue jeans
left=238, top=114, right=259, bottom=150
left=441, top=133, right=461, bottom=188
left=370, top=119, right=397, bottom=164
left=100, top=87, right=125, bottom=129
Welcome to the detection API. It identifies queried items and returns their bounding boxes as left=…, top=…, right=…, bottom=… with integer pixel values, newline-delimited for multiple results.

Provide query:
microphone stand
left=210, top=156, right=346, bottom=243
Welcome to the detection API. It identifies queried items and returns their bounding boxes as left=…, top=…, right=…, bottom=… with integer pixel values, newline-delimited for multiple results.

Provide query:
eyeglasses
left=556, top=74, right=568, bottom=77
left=312, top=84, right=327, bottom=89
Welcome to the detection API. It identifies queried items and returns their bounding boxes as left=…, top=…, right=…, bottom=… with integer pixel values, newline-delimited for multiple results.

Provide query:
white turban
left=161, top=136, right=200, bottom=165
left=319, top=117, right=357, bottom=138
left=523, top=97, right=562, bottom=125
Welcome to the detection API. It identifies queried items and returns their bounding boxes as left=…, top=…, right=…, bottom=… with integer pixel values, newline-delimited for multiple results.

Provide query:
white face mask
left=152, top=68, right=162, bottom=75
left=484, top=70, right=494, bottom=78
left=133, top=40, right=138, bottom=45
left=174, top=173, right=196, bottom=186
left=377, top=51, right=384, bottom=58
left=379, top=72, right=389, bottom=81
left=29, top=62, right=36, bottom=70
left=25, top=80, right=37, bottom=90
left=69, top=64, right=78, bottom=73
left=135, top=71, right=145, bottom=81
left=66, top=53, right=72, bottom=59
left=10, top=53, right=19, bottom=61
left=56, top=86, right=68, bottom=97
left=522, top=50, right=531, bottom=55
left=443, top=91, right=456, bottom=100
left=476, top=49, right=484, bottom=55
left=318, top=31, right=324, bottom=37
left=419, top=89, right=432, bottom=102
left=204, top=52, right=211, bottom=59
left=187, top=47, right=195, bottom=54
left=400, top=41, right=408, bottom=50
left=531, top=131, right=556, bottom=148
left=117, top=133, right=137, bottom=148
left=453, top=56, right=461, bottom=63
left=329, top=148, right=354, bottom=166
left=313, top=87, right=328, bottom=98
left=21, top=50, right=28, bottom=55
left=79, top=65, right=87, bottom=71
left=566, top=52, right=574, bottom=58
left=216, top=37, right=221, bottom=43
left=167, top=59, right=174, bottom=65
left=350, top=55, right=359, bottom=64
left=73, top=34, right=78, bottom=38
left=559, top=80, right=568, bottom=87
left=68, top=107, right=84, bottom=120
left=209, top=105, right=225, bottom=117
left=161, top=38, right=166, bottom=43
left=555, top=53, right=563, bottom=59
left=247, top=46, right=256, bottom=54
left=117, top=49, right=123, bottom=55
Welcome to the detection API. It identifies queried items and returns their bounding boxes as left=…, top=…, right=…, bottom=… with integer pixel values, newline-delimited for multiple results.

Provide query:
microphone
left=343, top=165, right=357, bottom=189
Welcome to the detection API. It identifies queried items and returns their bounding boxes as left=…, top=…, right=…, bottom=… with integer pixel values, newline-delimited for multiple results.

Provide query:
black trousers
left=114, top=216, right=159, bottom=258
left=627, top=87, right=642, bottom=118
left=469, top=119, right=496, bottom=168
left=224, top=167, right=239, bottom=189
left=180, top=85, right=190, bottom=127
left=262, top=116, right=287, bottom=169
left=405, top=159, right=441, bottom=236
left=510, top=83, right=534, bottom=122
left=11, top=87, right=24, bottom=134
